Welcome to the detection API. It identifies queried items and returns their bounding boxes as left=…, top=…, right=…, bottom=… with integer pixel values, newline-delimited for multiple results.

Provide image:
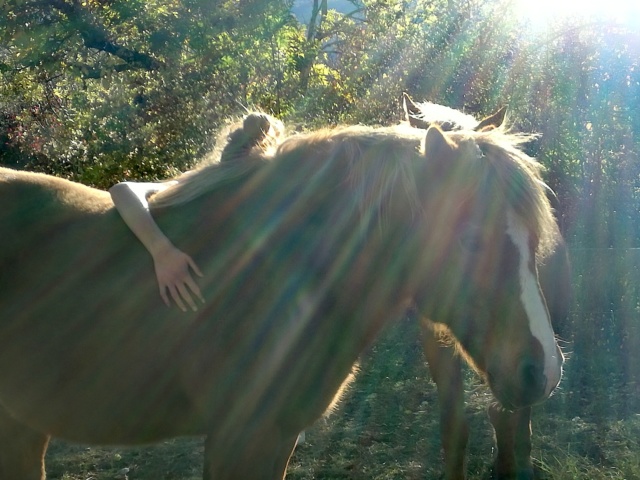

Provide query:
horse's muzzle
left=487, top=347, right=563, bottom=410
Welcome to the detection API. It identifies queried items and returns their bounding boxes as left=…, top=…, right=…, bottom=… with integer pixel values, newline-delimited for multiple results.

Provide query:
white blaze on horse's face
left=506, top=210, right=563, bottom=396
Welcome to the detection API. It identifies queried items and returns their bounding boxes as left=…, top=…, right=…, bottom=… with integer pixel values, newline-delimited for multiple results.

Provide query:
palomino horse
left=0, top=114, right=563, bottom=479
left=404, top=93, right=571, bottom=479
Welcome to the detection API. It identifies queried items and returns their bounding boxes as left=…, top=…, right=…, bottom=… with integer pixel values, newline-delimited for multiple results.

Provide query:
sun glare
left=514, top=0, right=640, bottom=28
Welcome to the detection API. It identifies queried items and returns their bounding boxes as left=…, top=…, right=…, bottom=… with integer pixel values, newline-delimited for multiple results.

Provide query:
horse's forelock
left=472, top=132, right=559, bottom=259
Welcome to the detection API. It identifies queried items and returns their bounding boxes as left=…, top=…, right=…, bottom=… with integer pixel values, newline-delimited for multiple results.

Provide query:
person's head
left=220, top=112, right=284, bottom=163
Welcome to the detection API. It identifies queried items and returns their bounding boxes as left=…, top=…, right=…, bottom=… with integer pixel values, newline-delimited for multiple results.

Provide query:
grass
left=46, top=439, right=203, bottom=480
left=46, top=314, right=640, bottom=479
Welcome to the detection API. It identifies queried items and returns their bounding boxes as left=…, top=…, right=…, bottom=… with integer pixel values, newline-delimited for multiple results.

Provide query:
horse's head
left=403, top=92, right=507, bottom=133
left=412, top=126, right=563, bottom=409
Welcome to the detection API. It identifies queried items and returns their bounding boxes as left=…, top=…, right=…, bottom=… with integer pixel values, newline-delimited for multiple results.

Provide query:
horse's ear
left=423, top=125, right=454, bottom=160
left=403, top=92, right=422, bottom=120
left=403, top=93, right=432, bottom=129
left=474, top=106, right=507, bottom=131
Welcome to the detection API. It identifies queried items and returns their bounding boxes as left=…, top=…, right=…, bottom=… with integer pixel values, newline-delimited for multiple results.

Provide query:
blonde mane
left=275, top=125, right=425, bottom=223
left=469, top=129, right=559, bottom=259
left=150, top=115, right=557, bottom=260
left=404, top=97, right=557, bottom=258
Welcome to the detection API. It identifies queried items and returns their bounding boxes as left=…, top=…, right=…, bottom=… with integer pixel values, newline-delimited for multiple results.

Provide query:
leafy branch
left=47, top=0, right=162, bottom=73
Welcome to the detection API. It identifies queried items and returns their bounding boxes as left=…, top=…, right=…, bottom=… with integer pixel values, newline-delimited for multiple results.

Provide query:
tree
left=0, top=0, right=296, bottom=186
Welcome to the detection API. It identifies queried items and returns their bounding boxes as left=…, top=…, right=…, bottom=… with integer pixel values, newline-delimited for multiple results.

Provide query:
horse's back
left=0, top=167, right=110, bottom=207
left=0, top=166, right=160, bottom=329
left=0, top=167, right=129, bottom=320
left=0, top=169, right=206, bottom=440
left=0, top=168, right=112, bottom=255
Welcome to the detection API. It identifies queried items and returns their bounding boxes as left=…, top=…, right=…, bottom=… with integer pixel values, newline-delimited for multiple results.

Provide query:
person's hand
left=152, top=244, right=204, bottom=312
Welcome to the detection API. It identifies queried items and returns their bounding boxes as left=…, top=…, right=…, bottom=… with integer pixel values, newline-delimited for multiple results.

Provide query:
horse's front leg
left=488, top=404, right=534, bottom=480
left=422, top=322, right=469, bottom=480
left=203, top=426, right=298, bottom=480
left=0, top=405, right=50, bottom=480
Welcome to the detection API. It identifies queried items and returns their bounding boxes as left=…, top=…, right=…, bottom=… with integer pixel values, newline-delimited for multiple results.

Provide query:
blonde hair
left=151, top=112, right=284, bottom=208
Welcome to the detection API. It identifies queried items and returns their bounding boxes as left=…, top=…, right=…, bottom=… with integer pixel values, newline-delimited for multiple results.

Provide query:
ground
left=46, top=315, right=640, bottom=480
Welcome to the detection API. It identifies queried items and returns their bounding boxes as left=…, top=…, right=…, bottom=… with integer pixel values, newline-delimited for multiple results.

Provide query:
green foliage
left=0, top=0, right=300, bottom=186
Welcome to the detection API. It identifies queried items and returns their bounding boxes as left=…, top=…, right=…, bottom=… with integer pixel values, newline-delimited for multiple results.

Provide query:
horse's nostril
left=519, top=360, right=545, bottom=392
left=488, top=359, right=550, bottom=408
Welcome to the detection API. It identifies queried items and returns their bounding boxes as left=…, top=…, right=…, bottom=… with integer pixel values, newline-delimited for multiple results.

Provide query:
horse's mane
left=151, top=123, right=425, bottom=219
left=471, top=129, right=559, bottom=259
left=406, top=98, right=557, bottom=258
left=406, top=100, right=479, bottom=131
left=275, top=125, right=424, bottom=222
left=150, top=114, right=557, bottom=259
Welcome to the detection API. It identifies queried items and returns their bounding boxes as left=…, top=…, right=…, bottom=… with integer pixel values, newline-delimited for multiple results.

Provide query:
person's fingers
left=185, top=276, right=205, bottom=304
left=159, top=285, right=171, bottom=308
left=169, top=285, right=187, bottom=312
left=177, top=283, right=198, bottom=312
left=187, top=256, right=204, bottom=278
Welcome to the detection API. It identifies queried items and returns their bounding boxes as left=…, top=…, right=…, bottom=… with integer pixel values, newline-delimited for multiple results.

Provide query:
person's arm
left=109, top=181, right=204, bottom=312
